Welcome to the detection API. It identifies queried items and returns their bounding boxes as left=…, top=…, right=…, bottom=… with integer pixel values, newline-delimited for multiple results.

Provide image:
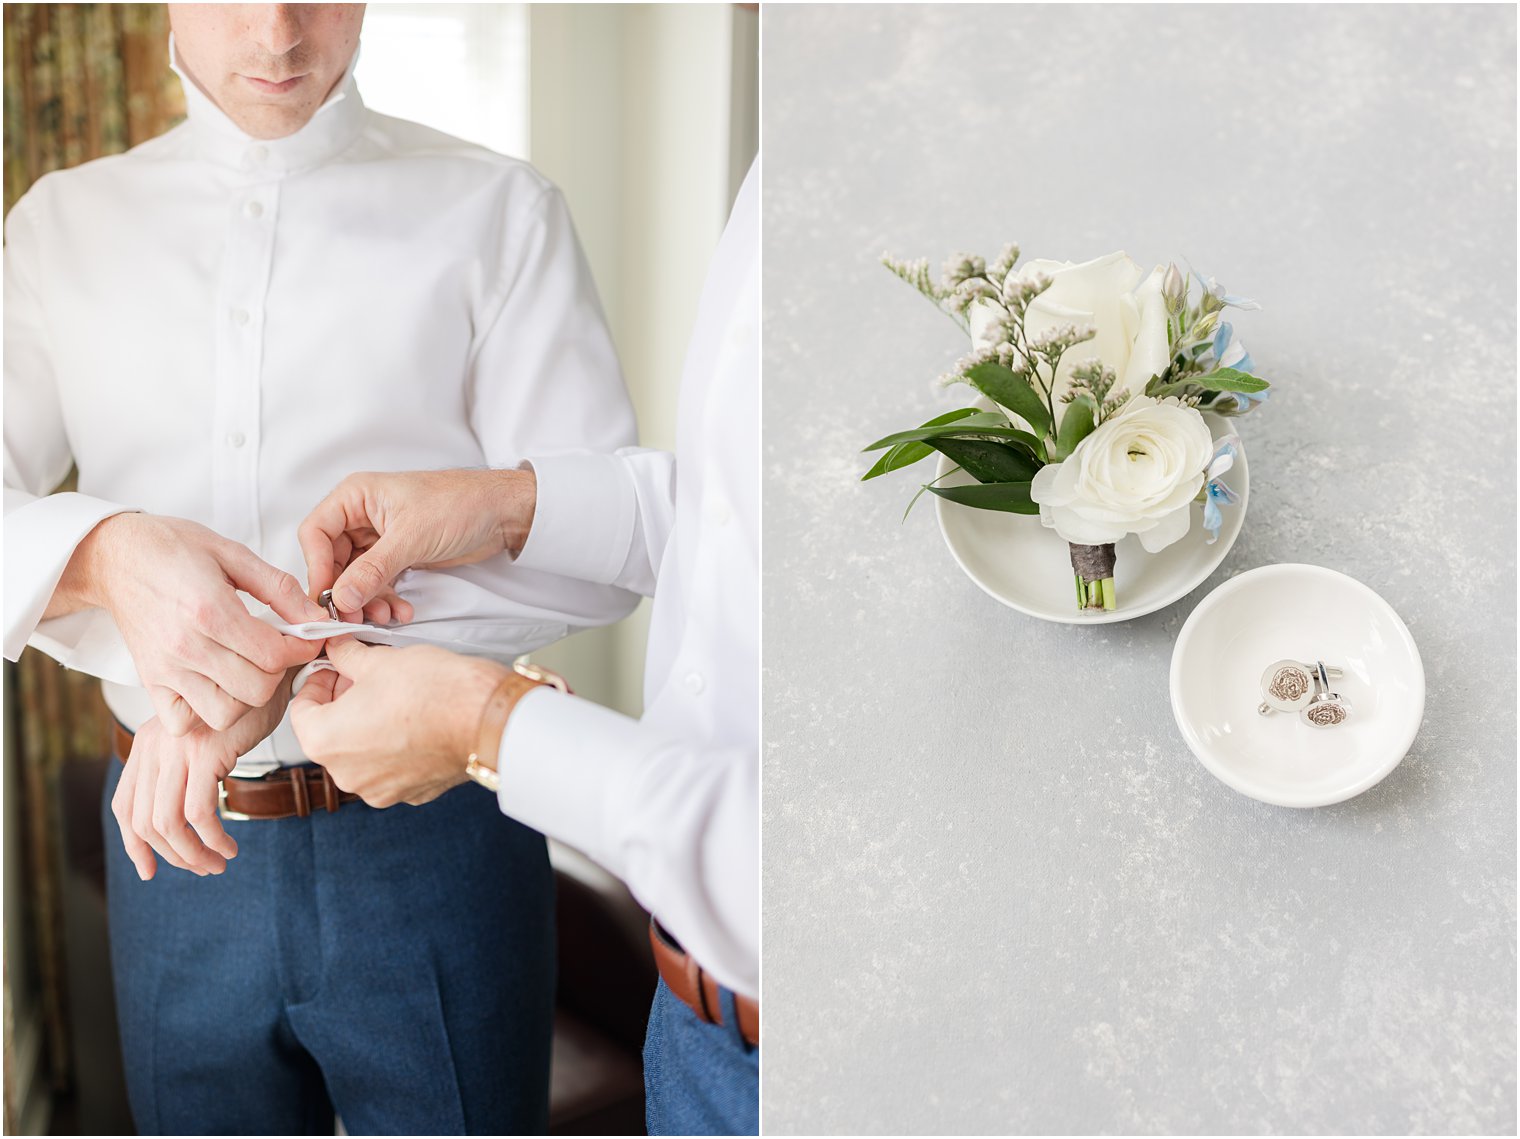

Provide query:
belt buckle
left=217, top=780, right=251, bottom=822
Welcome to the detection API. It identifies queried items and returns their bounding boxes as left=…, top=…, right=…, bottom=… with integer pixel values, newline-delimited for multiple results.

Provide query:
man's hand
left=290, top=636, right=527, bottom=808
left=54, top=513, right=325, bottom=736
left=298, top=468, right=537, bottom=619
left=110, top=676, right=294, bottom=880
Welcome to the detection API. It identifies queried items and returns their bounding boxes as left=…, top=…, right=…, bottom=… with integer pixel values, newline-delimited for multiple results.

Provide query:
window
left=354, top=3, right=529, bottom=159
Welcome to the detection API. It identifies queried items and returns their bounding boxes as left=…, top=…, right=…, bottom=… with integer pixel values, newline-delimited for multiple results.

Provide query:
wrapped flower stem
left=1069, top=542, right=1116, bottom=611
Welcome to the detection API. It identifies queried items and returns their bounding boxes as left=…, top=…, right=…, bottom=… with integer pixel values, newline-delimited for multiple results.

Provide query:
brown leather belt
left=649, top=918, right=758, bottom=1047
left=112, top=722, right=360, bottom=821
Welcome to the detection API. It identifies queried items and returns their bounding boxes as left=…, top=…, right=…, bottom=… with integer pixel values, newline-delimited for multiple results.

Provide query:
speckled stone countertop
left=760, top=5, right=1516, bottom=1134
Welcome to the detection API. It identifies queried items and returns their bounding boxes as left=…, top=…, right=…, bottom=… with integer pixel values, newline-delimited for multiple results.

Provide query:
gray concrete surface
left=760, top=5, right=1517, bottom=1133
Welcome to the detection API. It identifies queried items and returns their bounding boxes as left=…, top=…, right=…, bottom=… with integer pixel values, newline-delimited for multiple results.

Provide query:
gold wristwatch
left=465, top=656, right=572, bottom=792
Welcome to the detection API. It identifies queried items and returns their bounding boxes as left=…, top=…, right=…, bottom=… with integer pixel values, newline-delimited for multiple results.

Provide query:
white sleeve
left=512, top=447, right=676, bottom=598
left=387, top=184, right=645, bottom=639
left=498, top=686, right=758, bottom=999
left=3, top=191, right=139, bottom=672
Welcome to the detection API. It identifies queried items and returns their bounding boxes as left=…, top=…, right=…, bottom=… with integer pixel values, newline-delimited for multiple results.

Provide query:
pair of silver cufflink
left=1257, top=660, right=1353, bottom=728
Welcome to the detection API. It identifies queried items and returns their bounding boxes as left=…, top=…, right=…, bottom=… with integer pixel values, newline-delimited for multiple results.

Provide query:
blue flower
left=1228, top=387, right=1269, bottom=413
left=1202, top=478, right=1241, bottom=542
left=1191, top=268, right=1261, bottom=311
left=1201, top=434, right=1243, bottom=544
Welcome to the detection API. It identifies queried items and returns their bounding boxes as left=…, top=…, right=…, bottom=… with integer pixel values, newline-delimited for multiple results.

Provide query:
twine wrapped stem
left=1069, top=542, right=1117, bottom=611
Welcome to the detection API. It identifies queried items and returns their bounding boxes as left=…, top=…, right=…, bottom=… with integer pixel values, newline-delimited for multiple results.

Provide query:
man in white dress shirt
left=4, top=5, right=637, bottom=1132
left=290, top=161, right=759, bottom=1135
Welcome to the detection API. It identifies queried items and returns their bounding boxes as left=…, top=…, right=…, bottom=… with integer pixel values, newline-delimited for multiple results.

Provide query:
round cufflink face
left=1259, top=660, right=1316, bottom=713
left=1302, top=694, right=1353, bottom=728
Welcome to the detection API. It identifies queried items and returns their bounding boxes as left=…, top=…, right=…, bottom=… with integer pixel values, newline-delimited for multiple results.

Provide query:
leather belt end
left=649, top=918, right=758, bottom=1047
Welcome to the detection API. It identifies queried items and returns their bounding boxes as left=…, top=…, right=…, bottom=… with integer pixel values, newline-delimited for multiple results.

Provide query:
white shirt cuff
left=497, top=684, right=654, bottom=876
left=512, top=452, right=636, bottom=585
left=4, top=492, right=137, bottom=662
left=496, top=684, right=759, bottom=997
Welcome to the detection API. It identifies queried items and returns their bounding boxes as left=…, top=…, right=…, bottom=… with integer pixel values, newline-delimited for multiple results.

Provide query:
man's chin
left=227, top=104, right=319, bottom=141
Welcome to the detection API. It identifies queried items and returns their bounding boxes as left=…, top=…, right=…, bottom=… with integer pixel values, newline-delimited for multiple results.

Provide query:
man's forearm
left=233, top=663, right=304, bottom=749
left=306, top=467, right=539, bottom=615
left=31, top=511, right=322, bottom=734
left=495, top=467, right=537, bottom=557
left=42, top=511, right=134, bottom=619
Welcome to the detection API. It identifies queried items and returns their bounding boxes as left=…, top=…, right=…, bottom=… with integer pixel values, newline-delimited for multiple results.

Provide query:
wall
left=526, top=3, right=758, bottom=717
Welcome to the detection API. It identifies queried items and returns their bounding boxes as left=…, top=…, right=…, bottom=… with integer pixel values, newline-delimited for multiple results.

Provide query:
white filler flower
left=970, top=251, right=1171, bottom=404
left=1030, top=396, right=1215, bottom=552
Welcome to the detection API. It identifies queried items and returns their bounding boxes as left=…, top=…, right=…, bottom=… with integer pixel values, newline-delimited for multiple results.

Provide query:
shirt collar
left=169, top=32, right=365, bottom=176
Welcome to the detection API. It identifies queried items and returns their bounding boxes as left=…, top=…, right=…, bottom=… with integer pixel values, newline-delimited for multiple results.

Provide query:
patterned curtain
left=4, top=5, right=184, bottom=215
left=2, top=6, right=182, bottom=1131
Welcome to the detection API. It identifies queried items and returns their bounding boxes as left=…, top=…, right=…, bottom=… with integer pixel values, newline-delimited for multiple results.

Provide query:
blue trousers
left=102, top=759, right=555, bottom=1135
left=643, top=979, right=759, bottom=1136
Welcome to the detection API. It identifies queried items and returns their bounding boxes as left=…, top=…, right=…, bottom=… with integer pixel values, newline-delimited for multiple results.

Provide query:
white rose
left=970, top=251, right=1172, bottom=404
left=1029, top=396, right=1214, bottom=552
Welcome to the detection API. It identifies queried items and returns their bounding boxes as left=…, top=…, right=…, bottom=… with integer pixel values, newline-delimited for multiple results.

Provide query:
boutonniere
left=863, top=244, right=1270, bottom=612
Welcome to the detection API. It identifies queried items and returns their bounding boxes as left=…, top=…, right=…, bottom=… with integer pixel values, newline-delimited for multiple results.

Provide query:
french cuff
left=3, top=492, right=138, bottom=662
left=512, top=452, right=636, bottom=585
left=496, top=684, right=662, bottom=875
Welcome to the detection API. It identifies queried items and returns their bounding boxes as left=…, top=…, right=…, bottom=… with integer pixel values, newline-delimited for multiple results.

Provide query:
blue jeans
left=643, top=978, right=759, bottom=1136
left=102, top=759, right=555, bottom=1135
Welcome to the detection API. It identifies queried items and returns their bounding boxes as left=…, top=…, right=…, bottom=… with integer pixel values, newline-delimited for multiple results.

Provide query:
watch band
left=465, top=656, right=571, bottom=792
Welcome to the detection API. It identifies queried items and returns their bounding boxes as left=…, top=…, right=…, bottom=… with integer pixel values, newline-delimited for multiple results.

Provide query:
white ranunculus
left=1029, top=396, right=1214, bottom=552
left=970, top=251, right=1172, bottom=404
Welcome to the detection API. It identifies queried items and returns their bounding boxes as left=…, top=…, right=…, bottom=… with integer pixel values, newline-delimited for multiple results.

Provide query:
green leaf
left=903, top=464, right=962, bottom=521
left=926, top=480, right=1039, bottom=514
left=863, top=407, right=985, bottom=481
left=864, top=421, right=1046, bottom=461
left=862, top=440, right=933, bottom=480
left=862, top=408, right=1000, bottom=452
left=928, top=439, right=1040, bottom=484
left=1190, top=367, right=1269, bottom=394
left=1055, top=396, right=1096, bottom=460
left=963, top=362, right=1053, bottom=436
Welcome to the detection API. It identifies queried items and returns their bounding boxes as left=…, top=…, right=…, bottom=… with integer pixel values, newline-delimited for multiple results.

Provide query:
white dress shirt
left=505, top=163, right=759, bottom=998
left=4, top=45, right=638, bottom=768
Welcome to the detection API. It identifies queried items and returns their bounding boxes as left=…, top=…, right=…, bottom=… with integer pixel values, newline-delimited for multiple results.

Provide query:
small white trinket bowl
left=1169, top=563, right=1425, bottom=807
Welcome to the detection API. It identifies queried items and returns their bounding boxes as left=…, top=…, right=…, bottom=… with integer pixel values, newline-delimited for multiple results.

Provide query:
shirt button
left=707, top=498, right=732, bottom=526
left=684, top=672, right=705, bottom=695
left=226, top=432, right=246, bottom=449
left=244, top=200, right=264, bottom=218
left=232, top=308, right=250, bottom=326
left=248, top=145, right=268, bottom=164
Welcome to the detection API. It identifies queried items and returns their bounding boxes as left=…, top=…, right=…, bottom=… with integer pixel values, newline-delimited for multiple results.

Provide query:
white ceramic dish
left=934, top=416, right=1248, bottom=624
left=1169, top=563, right=1425, bottom=807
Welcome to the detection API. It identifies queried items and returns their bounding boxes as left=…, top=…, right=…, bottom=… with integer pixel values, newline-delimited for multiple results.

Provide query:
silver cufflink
left=1258, top=660, right=1352, bottom=727
left=319, top=589, right=339, bottom=620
